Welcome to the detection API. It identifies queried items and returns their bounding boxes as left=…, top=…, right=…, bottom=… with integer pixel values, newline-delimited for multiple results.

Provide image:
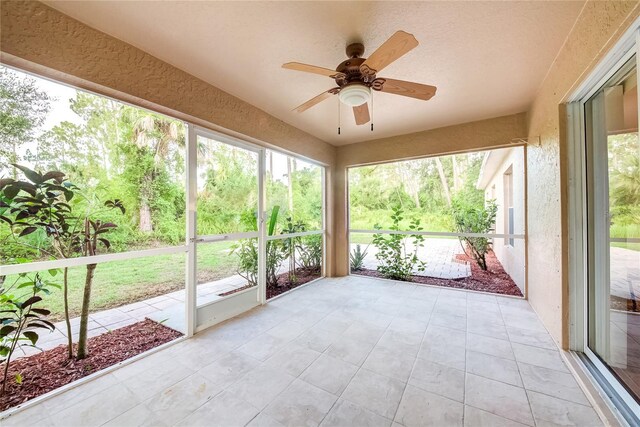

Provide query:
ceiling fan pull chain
left=371, top=92, right=374, bottom=132
left=338, top=99, right=341, bottom=135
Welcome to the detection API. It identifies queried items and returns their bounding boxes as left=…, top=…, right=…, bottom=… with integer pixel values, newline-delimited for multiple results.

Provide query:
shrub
left=298, top=234, right=322, bottom=272
left=1, top=165, right=124, bottom=359
left=451, top=198, right=497, bottom=271
left=1, top=272, right=57, bottom=396
left=372, top=206, right=426, bottom=281
left=350, top=244, right=368, bottom=271
left=232, top=206, right=285, bottom=289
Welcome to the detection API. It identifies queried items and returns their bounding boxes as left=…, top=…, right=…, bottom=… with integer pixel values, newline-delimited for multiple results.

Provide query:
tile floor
left=2, top=276, right=604, bottom=427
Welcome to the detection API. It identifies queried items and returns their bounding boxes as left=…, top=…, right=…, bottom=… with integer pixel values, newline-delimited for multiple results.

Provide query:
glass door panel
left=586, top=56, right=640, bottom=403
left=264, top=149, right=325, bottom=299
left=194, top=133, right=260, bottom=309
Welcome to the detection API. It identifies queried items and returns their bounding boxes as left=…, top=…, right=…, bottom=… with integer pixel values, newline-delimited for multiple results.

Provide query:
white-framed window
left=503, top=166, right=514, bottom=246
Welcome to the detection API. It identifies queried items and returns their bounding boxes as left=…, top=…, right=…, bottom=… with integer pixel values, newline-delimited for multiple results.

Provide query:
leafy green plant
left=350, top=244, right=369, bottom=271
left=372, top=206, right=426, bottom=281
left=0, top=272, right=57, bottom=396
left=233, top=239, right=258, bottom=287
left=298, top=234, right=322, bottom=272
left=233, top=206, right=285, bottom=289
left=282, top=217, right=306, bottom=284
left=0, top=165, right=124, bottom=360
left=451, top=198, right=497, bottom=270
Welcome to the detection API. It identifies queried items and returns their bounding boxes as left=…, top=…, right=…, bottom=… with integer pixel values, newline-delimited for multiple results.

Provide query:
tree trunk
left=287, top=157, right=294, bottom=214
left=139, top=202, right=153, bottom=233
left=139, top=174, right=154, bottom=232
left=63, top=267, right=73, bottom=359
left=76, top=263, right=96, bottom=360
left=435, top=158, right=452, bottom=207
left=453, top=155, right=463, bottom=192
left=10, top=141, right=17, bottom=180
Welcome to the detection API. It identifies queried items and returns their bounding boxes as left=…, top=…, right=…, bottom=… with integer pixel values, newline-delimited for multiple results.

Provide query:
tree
left=30, top=121, right=85, bottom=172
left=0, top=68, right=51, bottom=178
left=1, top=165, right=123, bottom=360
left=434, top=157, right=452, bottom=207
left=451, top=197, right=497, bottom=270
left=122, top=109, right=185, bottom=233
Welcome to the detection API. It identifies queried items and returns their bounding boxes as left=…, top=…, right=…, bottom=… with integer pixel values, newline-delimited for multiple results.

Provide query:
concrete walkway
left=16, top=276, right=247, bottom=359
left=610, top=246, right=640, bottom=301
left=350, top=238, right=471, bottom=279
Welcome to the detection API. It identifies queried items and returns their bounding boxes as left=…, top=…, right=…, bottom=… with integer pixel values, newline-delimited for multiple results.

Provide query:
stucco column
left=331, top=164, right=350, bottom=277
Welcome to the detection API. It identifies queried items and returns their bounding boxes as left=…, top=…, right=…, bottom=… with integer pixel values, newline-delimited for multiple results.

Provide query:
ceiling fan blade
left=293, top=89, right=337, bottom=113
left=360, top=31, right=418, bottom=76
left=353, top=103, right=370, bottom=125
left=283, top=62, right=345, bottom=79
left=378, top=78, right=437, bottom=100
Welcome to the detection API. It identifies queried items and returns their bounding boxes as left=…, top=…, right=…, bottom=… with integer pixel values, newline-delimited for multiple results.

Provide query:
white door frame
left=566, top=21, right=640, bottom=418
left=185, top=124, right=328, bottom=334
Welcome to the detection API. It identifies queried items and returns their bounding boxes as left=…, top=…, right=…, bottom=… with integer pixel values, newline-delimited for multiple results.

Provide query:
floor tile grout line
left=391, top=285, right=437, bottom=423
left=498, top=299, right=538, bottom=427
left=335, top=284, right=422, bottom=423
left=19, top=276, right=602, bottom=427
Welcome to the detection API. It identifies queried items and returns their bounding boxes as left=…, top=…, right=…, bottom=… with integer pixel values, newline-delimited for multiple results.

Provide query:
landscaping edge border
left=349, top=272, right=527, bottom=300
left=0, top=334, right=186, bottom=420
left=0, top=274, right=326, bottom=420
left=267, top=275, right=325, bottom=302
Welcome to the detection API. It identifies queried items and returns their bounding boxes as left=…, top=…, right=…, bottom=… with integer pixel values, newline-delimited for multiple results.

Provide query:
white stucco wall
left=482, top=147, right=526, bottom=292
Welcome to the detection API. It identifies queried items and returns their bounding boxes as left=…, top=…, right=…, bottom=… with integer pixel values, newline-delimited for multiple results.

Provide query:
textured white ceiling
left=44, top=1, right=585, bottom=146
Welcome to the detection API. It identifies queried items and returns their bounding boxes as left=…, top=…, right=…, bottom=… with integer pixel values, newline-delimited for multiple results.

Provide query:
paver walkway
left=17, top=276, right=247, bottom=359
left=350, top=238, right=471, bottom=279
left=2, top=276, right=604, bottom=426
left=610, top=246, right=640, bottom=301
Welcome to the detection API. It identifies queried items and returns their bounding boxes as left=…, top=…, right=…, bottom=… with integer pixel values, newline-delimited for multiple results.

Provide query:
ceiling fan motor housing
left=335, top=57, right=376, bottom=86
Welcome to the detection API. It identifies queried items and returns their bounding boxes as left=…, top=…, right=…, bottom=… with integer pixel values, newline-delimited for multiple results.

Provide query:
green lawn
left=4, top=242, right=239, bottom=321
left=610, top=223, right=640, bottom=251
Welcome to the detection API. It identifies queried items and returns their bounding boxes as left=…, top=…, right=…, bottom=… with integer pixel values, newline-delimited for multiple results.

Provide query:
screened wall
left=348, top=146, right=526, bottom=297
left=0, top=64, right=327, bottom=390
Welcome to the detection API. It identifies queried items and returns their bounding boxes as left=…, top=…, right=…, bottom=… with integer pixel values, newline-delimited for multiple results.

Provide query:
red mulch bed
left=611, top=295, right=640, bottom=313
left=354, top=250, right=523, bottom=297
left=267, top=268, right=321, bottom=300
left=0, top=319, right=182, bottom=411
left=219, top=284, right=255, bottom=297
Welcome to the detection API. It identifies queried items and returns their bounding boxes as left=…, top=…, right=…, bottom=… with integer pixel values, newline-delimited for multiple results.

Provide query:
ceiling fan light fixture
left=338, top=84, right=371, bottom=107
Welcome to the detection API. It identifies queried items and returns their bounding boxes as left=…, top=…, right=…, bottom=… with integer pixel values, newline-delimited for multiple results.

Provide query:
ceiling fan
left=283, top=30, right=437, bottom=126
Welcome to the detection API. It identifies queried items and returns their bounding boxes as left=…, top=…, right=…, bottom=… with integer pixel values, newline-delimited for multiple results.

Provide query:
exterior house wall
left=526, top=1, right=640, bottom=348
left=481, top=148, right=526, bottom=293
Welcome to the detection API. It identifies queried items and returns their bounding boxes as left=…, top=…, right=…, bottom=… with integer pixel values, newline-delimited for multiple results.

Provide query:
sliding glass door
left=585, top=55, right=640, bottom=406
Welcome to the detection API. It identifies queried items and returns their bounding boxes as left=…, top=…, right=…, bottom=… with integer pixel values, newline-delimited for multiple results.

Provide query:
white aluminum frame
left=0, top=63, right=329, bottom=416
left=189, top=125, right=262, bottom=331
left=566, top=20, right=640, bottom=419
left=345, top=145, right=529, bottom=296
left=349, top=229, right=525, bottom=240
left=188, top=125, right=327, bottom=331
